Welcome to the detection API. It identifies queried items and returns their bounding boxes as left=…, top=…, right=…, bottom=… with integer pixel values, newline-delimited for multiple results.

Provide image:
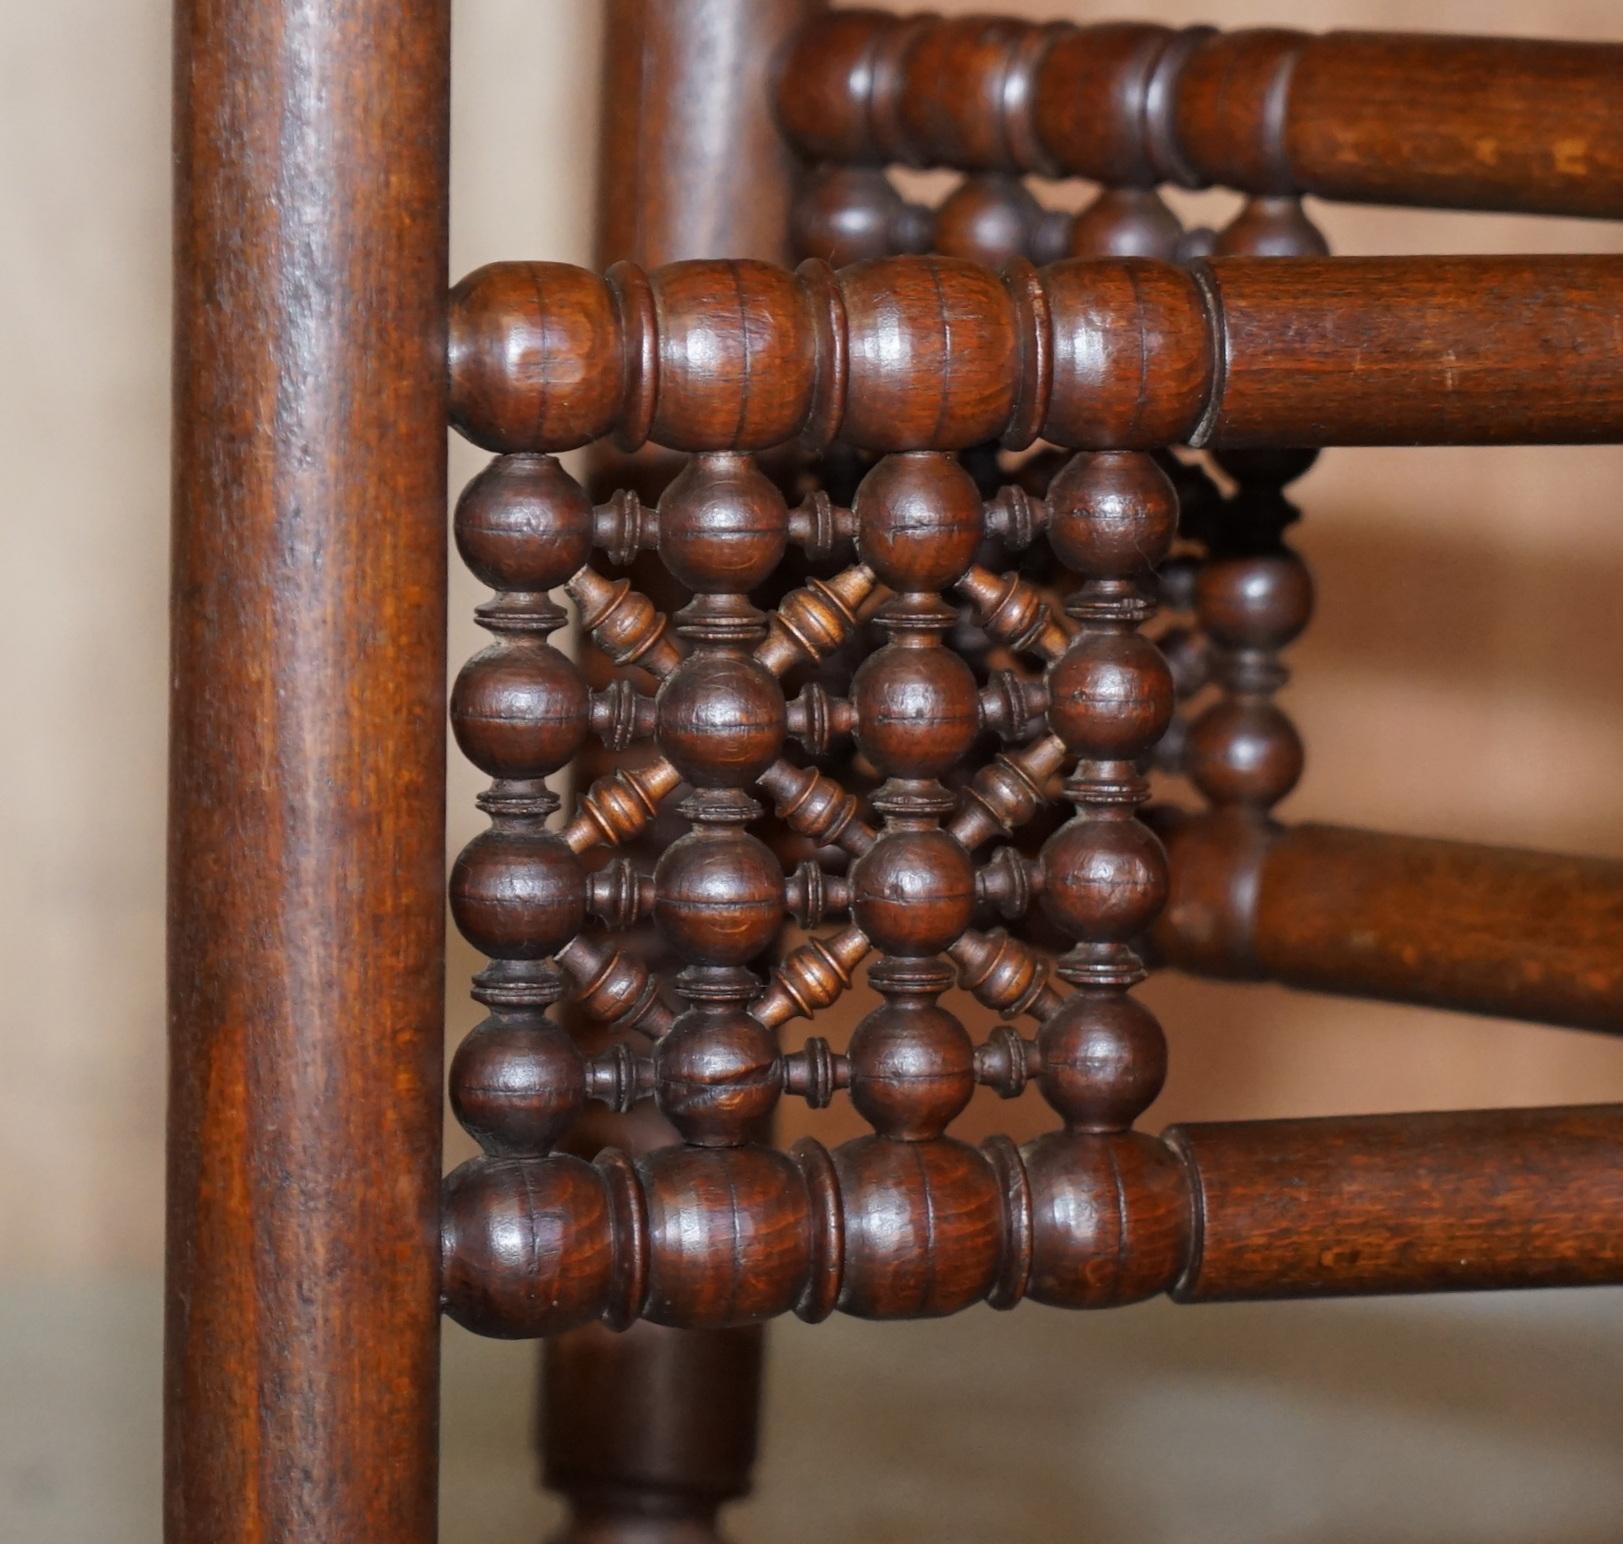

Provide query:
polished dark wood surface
left=1168, top=1106, right=1623, bottom=1300
left=1157, top=816, right=1623, bottom=1032
left=598, top=0, right=815, bottom=268
left=442, top=1104, right=1623, bottom=1332
left=166, top=3, right=1623, bottom=1535
left=543, top=5, right=820, bottom=1542
left=779, top=15, right=1623, bottom=219
left=438, top=433, right=1623, bottom=1338
left=166, top=0, right=448, bottom=1539
left=450, top=255, right=1623, bottom=455
left=542, top=1316, right=763, bottom=1541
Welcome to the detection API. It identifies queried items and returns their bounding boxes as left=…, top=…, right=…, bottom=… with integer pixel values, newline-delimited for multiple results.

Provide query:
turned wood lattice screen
left=167, top=4, right=1623, bottom=1539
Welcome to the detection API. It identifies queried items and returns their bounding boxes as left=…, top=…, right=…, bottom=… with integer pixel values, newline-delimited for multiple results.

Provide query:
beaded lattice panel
left=431, top=237, right=1623, bottom=1332
left=439, top=416, right=1215, bottom=1334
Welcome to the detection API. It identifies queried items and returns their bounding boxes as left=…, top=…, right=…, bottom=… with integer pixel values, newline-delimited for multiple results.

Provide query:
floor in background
left=7, top=1278, right=1622, bottom=1542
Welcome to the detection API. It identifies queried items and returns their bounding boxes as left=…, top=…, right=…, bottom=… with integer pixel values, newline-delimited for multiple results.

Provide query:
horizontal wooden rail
left=1167, top=1105, right=1623, bottom=1300
left=1153, top=813, right=1623, bottom=1033
left=778, top=14, right=1623, bottom=221
left=449, top=254, right=1623, bottom=455
left=440, top=1104, right=1623, bottom=1336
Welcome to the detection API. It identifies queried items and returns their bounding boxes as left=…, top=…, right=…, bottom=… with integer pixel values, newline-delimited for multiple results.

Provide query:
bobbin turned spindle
left=171, top=10, right=1623, bottom=1542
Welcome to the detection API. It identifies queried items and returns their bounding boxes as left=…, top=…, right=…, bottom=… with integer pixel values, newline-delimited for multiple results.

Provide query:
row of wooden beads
left=441, top=1126, right=1185, bottom=1337
left=450, top=978, right=1160, bottom=1155
left=449, top=448, right=1172, bottom=950
left=447, top=253, right=1218, bottom=456
left=455, top=440, right=1075, bottom=595
left=1147, top=205, right=1325, bottom=813
left=780, top=17, right=1234, bottom=184
left=1170, top=453, right=1316, bottom=816
left=450, top=253, right=1623, bottom=458
left=775, top=15, right=1623, bottom=220
left=793, top=168, right=1326, bottom=271
left=441, top=1102, right=1623, bottom=1336
left=451, top=449, right=1054, bottom=783
left=451, top=453, right=1174, bottom=966
left=778, top=15, right=1283, bottom=188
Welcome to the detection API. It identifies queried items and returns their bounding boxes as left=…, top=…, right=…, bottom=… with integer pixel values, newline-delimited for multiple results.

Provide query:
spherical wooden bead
left=1046, top=451, right=1178, bottom=578
left=894, top=17, right=1042, bottom=170
left=441, top=1155, right=612, bottom=1337
left=852, top=642, right=980, bottom=780
left=791, top=166, right=926, bottom=266
left=654, top=1006, right=780, bottom=1147
left=1031, top=23, right=1173, bottom=184
left=775, top=9, right=898, bottom=164
left=933, top=175, right=1043, bottom=267
left=1185, top=699, right=1304, bottom=809
left=853, top=453, right=984, bottom=592
left=450, top=826, right=587, bottom=959
left=1046, top=631, right=1174, bottom=761
left=656, top=453, right=789, bottom=594
left=648, top=261, right=817, bottom=452
left=655, top=653, right=786, bottom=789
left=1213, top=196, right=1330, bottom=259
left=640, top=1145, right=811, bottom=1328
left=653, top=829, right=783, bottom=966
left=834, top=1135, right=1002, bottom=1318
left=1038, top=264, right=1212, bottom=449
left=449, top=264, right=622, bottom=454
left=1171, top=30, right=1307, bottom=193
left=450, top=1016, right=586, bottom=1156
left=850, top=829, right=977, bottom=958
left=848, top=999, right=975, bottom=1139
left=454, top=453, right=595, bottom=592
left=1157, top=551, right=1203, bottom=613
left=1068, top=187, right=1183, bottom=261
left=1036, top=992, right=1167, bottom=1130
left=1194, top=551, right=1314, bottom=654
left=1022, top=1131, right=1190, bottom=1308
left=1039, top=815, right=1168, bottom=943
left=841, top=256, right=1018, bottom=450
left=451, top=641, right=590, bottom=780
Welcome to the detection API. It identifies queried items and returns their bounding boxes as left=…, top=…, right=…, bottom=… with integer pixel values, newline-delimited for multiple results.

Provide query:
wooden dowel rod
left=448, top=255, right=1623, bottom=456
left=1167, top=1105, right=1623, bottom=1302
left=167, top=2, right=449, bottom=1537
left=778, top=15, right=1623, bottom=220
left=1155, top=813, right=1623, bottom=1032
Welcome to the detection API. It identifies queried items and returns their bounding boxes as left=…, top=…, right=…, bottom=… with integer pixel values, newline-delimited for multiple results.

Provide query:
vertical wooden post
left=167, top=3, right=450, bottom=1540
left=540, top=2, right=816, bottom=1540
left=593, top=0, right=813, bottom=266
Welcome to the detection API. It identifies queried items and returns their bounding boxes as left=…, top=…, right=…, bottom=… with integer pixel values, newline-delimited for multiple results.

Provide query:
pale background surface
left=3, top=0, right=1622, bottom=1539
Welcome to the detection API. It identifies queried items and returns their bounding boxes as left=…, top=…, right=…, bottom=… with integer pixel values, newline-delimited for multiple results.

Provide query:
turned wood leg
left=542, top=1323, right=763, bottom=1544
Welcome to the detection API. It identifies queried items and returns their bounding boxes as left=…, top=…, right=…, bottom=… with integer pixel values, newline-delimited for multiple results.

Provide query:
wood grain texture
left=1205, top=256, right=1623, bottom=447
left=1167, top=1106, right=1623, bottom=1301
left=597, top=0, right=815, bottom=268
left=1157, top=817, right=1623, bottom=1032
left=1280, top=31, right=1623, bottom=219
left=167, top=1, right=448, bottom=1539
left=441, top=428, right=1623, bottom=1340
left=448, top=255, right=1623, bottom=454
left=778, top=15, right=1623, bottom=219
left=544, top=7, right=820, bottom=1543
left=440, top=1104, right=1623, bottom=1332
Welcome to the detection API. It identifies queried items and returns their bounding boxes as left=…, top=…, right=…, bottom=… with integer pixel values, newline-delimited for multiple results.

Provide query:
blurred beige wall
left=6, top=0, right=1623, bottom=1277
